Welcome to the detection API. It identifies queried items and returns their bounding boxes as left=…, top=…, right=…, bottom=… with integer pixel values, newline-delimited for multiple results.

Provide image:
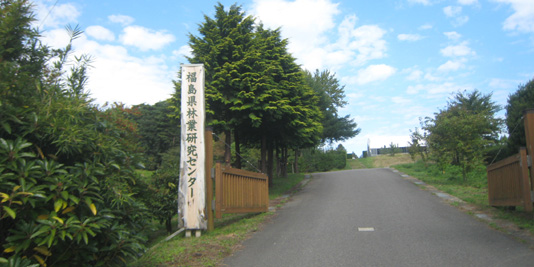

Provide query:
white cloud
left=424, top=72, right=442, bottom=82
left=453, top=16, right=469, bottom=26
left=458, top=0, right=478, bottom=5
left=444, top=6, right=462, bottom=17
left=119, top=26, right=175, bottom=51
left=443, top=6, right=469, bottom=26
left=34, top=1, right=80, bottom=28
left=437, top=59, right=466, bottom=72
left=346, top=64, right=396, bottom=85
left=108, top=14, right=135, bottom=26
left=493, top=0, right=534, bottom=33
left=392, top=96, right=412, bottom=104
left=173, top=45, right=193, bottom=59
left=252, top=0, right=388, bottom=70
left=489, top=78, right=521, bottom=89
left=444, top=31, right=462, bottom=40
left=398, top=33, right=423, bottom=41
left=419, top=24, right=433, bottom=30
left=252, top=0, right=339, bottom=49
left=72, top=38, right=175, bottom=105
left=407, top=82, right=470, bottom=96
left=252, top=0, right=341, bottom=70
left=346, top=92, right=366, bottom=101
left=39, top=29, right=177, bottom=106
left=408, top=0, right=432, bottom=6
left=86, top=26, right=115, bottom=41
left=40, top=28, right=71, bottom=49
left=440, top=41, right=475, bottom=57
left=336, top=19, right=388, bottom=66
left=406, top=69, right=423, bottom=81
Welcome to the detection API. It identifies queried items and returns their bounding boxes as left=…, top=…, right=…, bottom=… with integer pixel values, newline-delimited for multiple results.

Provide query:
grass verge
left=357, top=157, right=374, bottom=168
left=130, top=173, right=306, bottom=267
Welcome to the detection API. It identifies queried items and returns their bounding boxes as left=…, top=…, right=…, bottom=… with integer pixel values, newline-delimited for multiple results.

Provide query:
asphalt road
left=223, top=168, right=534, bottom=267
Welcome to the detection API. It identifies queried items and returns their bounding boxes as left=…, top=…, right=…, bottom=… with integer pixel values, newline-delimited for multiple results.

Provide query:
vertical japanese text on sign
left=179, top=64, right=206, bottom=230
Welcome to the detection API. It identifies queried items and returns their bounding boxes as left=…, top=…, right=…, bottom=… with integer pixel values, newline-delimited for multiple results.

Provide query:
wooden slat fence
left=487, top=148, right=532, bottom=211
left=215, top=162, right=269, bottom=219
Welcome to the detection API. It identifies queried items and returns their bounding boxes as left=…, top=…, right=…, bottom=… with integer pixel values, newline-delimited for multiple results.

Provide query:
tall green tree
left=187, top=3, right=255, bottom=164
left=506, top=78, right=534, bottom=154
left=238, top=25, right=322, bottom=180
left=304, top=70, right=360, bottom=144
left=187, top=4, right=323, bottom=182
left=424, top=90, right=501, bottom=181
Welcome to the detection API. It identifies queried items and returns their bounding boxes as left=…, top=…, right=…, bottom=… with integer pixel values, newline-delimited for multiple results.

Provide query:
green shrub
left=298, top=147, right=346, bottom=172
left=0, top=2, right=149, bottom=265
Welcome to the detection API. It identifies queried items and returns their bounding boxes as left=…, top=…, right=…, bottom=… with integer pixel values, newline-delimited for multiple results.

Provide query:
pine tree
left=304, top=69, right=360, bottom=144
left=187, top=3, right=255, bottom=164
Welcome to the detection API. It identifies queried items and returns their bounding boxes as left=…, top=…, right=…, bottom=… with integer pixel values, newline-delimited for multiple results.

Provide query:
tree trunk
left=275, top=146, right=280, bottom=176
left=234, top=128, right=241, bottom=169
left=267, top=140, right=274, bottom=187
left=294, top=148, right=299, bottom=173
left=281, top=147, right=288, bottom=177
left=261, top=134, right=267, bottom=173
left=165, top=217, right=172, bottom=234
left=224, top=129, right=231, bottom=166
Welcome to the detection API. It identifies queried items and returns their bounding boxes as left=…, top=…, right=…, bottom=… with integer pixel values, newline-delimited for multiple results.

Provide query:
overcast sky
left=35, top=0, right=534, bottom=155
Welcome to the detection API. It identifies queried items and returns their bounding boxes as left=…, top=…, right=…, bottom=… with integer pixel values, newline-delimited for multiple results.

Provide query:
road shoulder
left=391, top=167, right=534, bottom=250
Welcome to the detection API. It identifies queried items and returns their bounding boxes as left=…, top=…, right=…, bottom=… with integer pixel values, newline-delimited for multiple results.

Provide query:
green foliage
left=0, top=1, right=149, bottom=265
left=395, top=161, right=488, bottom=204
left=298, top=146, right=347, bottom=173
left=505, top=78, right=534, bottom=154
left=188, top=3, right=255, bottom=134
left=188, top=3, right=325, bottom=181
left=408, top=127, right=428, bottom=165
left=130, top=101, right=180, bottom=170
left=423, top=90, right=501, bottom=181
left=136, top=147, right=180, bottom=234
left=382, top=142, right=400, bottom=156
left=304, top=69, right=360, bottom=144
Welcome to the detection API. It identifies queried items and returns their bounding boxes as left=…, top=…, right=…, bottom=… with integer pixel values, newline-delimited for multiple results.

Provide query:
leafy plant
left=0, top=1, right=149, bottom=265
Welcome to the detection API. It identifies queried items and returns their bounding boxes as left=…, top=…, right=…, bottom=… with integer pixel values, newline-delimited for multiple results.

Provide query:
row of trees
left=187, top=4, right=359, bottom=183
left=409, top=79, right=534, bottom=182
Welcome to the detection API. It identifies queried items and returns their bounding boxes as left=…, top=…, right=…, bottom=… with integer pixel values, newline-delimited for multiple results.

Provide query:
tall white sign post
left=179, top=64, right=206, bottom=236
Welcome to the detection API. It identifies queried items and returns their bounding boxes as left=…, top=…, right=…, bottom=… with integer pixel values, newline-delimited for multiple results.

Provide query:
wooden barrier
left=525, top=109, right=534, bottom=191
left=487, top=148, right=532, bottom=211
left=486, top=109, right=534, bottom=212
left=215, top=162, right=269, bottom=219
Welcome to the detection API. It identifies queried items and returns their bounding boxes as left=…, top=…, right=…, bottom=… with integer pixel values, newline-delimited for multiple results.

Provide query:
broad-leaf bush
left=0, top=1, right=149, bottom=265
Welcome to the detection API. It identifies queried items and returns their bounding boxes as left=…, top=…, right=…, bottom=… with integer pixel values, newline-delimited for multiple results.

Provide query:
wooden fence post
left=205, top=128, right=214, bottom=231
left=215, top=162, right=223, bottom=219
left=520, top=148, right=533, bottom=212
left=524, top=109, right=534, bottom=192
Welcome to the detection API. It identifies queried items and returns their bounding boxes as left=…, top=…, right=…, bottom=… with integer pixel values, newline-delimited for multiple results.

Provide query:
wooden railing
left=215, top=162, right=269, bottom=219
left=487, top=148, right=532, bottom=211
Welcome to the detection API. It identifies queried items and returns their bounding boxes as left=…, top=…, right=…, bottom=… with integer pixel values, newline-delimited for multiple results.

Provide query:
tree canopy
left=304, top=69, right=360, bottom=144
left=424, top=90, right=501, bottom=181
left=187, top=4, right=344, bottom=180
left=506, top=78, right=534, bottom=153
